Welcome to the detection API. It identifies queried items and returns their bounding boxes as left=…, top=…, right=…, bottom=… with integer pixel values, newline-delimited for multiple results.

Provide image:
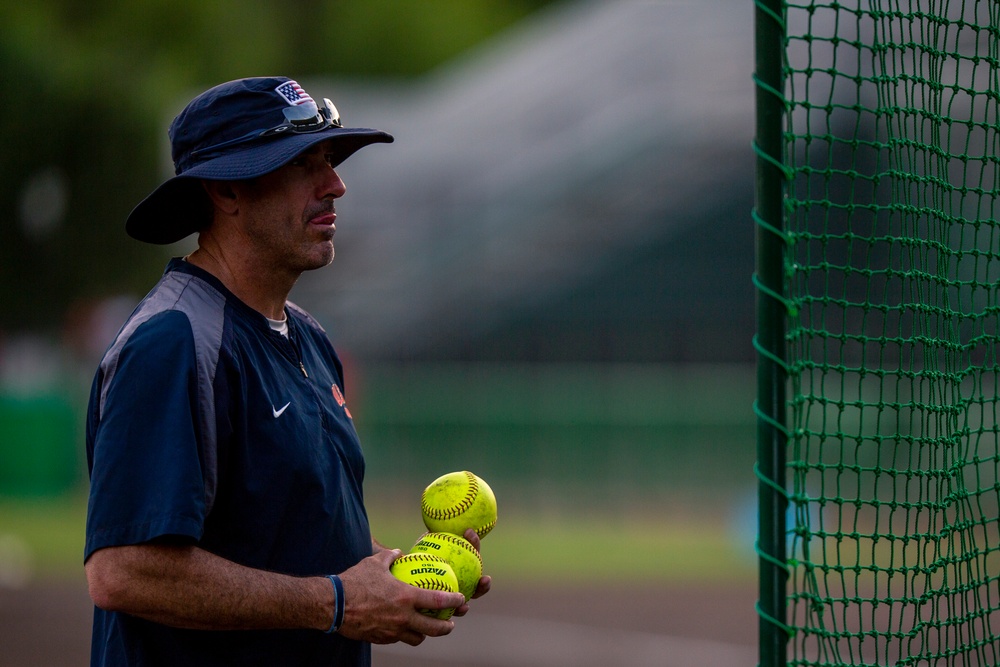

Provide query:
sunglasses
left=189, top=98, right=343, bottom=161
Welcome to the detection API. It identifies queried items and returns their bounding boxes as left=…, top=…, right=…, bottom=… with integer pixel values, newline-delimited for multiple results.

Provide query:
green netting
left=761, top=1, right=1000, bottom=665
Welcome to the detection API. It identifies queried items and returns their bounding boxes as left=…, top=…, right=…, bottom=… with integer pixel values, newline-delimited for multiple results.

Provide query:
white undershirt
left=267, top=316, right=289, bottom=338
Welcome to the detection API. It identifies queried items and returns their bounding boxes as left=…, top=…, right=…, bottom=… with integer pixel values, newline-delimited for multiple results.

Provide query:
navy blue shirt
left=85, top=258, right=372, bottom=666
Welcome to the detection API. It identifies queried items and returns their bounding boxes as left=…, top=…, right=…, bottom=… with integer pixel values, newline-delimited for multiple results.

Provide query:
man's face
left=233, top=139, right=347, bottom=274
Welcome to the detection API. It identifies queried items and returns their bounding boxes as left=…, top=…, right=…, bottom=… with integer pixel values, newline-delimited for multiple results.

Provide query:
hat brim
left=126, top=127, right=393, bottom=245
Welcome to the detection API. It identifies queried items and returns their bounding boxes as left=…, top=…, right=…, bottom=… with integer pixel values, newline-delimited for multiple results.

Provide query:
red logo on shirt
left=332, top=384, right=352, bottom=419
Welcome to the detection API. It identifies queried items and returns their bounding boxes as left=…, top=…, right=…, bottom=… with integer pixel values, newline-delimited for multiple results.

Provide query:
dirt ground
left=0, top=580, right=757, bottom=667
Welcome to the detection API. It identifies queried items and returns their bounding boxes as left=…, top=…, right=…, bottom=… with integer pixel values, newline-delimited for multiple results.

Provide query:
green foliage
left=0, top=0, right=559, bottom=334
left=306, top=0, right=554, bottom=76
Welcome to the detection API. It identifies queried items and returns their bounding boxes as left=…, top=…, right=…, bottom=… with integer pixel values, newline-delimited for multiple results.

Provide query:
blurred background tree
left=0, top=0, right=559, bottom=333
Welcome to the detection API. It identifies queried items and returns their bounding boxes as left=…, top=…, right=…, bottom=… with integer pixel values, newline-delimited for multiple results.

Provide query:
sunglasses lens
left=278, top=98, right=341, bottom=131
left=322, top=99, right=343, bottom=128
left=282, top=100, right=322, bottom=125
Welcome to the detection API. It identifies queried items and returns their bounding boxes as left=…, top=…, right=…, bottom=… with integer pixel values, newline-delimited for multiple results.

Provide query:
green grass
left=0, top=493, right=88, bottom=582
left=369, top=504, right=753, bottom=586
left=0, top=494, right=752, bottom=586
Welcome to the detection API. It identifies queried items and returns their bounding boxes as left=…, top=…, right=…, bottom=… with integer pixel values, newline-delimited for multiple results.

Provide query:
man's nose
left=320, top=168, right=347, bottom=199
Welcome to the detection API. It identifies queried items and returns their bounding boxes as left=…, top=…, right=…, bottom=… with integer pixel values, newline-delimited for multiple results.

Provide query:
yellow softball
left=420, top=471, right=498, bottom=539
left=410, top=532, right=484, bottom=601
left=389, top=553, right=460, bottom=620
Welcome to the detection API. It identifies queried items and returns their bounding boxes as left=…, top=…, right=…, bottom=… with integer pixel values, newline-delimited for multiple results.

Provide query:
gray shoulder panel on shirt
left=97, top=270, right=227, bottom=511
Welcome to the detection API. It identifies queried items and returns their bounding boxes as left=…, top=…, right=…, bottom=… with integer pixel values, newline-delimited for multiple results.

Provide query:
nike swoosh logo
left=272, top=402, right=291, bottom=418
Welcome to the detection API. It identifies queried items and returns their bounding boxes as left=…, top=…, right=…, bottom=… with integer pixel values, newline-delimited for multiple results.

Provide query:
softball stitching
left=421, top=471, right=479, bottom=520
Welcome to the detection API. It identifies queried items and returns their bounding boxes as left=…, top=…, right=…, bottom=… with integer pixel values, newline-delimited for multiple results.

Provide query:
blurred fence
left=355, top=363, right=756, bottom=516
left=0, top=362, right=755, bottom=518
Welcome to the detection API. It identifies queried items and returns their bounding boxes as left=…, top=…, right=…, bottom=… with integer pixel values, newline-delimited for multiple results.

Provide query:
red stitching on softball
left=421, top=471, right=479, bottom=520
left=420, top=532, right=485, bottom=568
left=411, top=579, right=453, bottom=591
left=475, top=518, right=496, bottom=538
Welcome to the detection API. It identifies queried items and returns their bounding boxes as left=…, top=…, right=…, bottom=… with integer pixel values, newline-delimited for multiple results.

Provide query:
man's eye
left=324, top=154, right=337, bottom=166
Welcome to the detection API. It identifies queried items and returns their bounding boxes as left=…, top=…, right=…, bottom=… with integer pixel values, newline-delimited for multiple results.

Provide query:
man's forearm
left=85, top=543, right=333, bottom=632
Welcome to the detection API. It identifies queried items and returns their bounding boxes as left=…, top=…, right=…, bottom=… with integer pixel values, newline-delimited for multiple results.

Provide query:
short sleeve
left=85, top=310, right=209, bottom=560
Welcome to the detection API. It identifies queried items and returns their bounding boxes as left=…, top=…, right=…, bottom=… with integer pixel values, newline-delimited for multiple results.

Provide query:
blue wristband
left=326, top=575, right=345, bottom=634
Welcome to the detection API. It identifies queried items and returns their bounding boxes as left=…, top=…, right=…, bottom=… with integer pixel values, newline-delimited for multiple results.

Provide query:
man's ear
left=201, top=180, right=240, bottom=216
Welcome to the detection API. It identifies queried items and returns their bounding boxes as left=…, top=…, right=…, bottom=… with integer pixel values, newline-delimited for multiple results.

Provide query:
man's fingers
left=411, top=587, right=465, bottom=614
left=463, top=528, right=482, bottom=552
left=471, top=574, right=492, bottom=600
left=400, top=631, right=427, bottom=647
left=410, top=614, right=455, bottom=638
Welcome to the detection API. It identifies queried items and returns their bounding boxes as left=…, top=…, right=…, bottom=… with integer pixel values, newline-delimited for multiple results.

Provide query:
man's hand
left=336, top=549, right=466, bottom=646
left=451, top=528, right=492, bottom=617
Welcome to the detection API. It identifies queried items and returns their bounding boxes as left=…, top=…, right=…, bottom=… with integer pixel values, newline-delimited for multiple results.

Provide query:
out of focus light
left=18, top=167, right=68, bottom=242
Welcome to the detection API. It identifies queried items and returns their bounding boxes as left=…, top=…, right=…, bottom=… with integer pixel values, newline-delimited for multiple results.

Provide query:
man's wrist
left=325, top=575, right=345, bottom=633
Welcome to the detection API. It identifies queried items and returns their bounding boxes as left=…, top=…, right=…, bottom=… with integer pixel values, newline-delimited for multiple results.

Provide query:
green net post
left=753, top=0, right=790, bottom=665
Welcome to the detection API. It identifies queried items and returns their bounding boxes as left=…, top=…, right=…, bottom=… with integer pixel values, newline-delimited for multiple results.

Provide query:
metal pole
left=753, top=0, right=789, bottom=665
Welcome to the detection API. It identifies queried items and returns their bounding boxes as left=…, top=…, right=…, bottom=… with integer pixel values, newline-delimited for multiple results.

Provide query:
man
left=84, top=76, right=487, bottom=666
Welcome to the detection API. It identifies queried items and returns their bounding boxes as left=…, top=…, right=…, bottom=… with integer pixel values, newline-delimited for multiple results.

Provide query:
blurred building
left=293, top=0, right=755, bottom=364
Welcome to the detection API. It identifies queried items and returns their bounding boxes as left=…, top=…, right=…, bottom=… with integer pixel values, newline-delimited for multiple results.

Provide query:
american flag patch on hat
left=275, top=80, right=314, bottom=106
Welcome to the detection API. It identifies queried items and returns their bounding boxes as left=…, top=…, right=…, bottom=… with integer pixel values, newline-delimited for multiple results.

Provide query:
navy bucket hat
left=126, top=76, right=394, bottom=244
